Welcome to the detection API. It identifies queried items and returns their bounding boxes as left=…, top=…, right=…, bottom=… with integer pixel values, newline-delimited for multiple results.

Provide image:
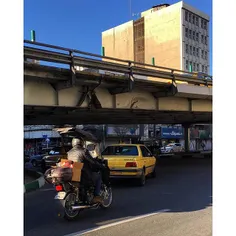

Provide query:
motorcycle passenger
left=86, top=143, right=104, bottom=201
left=67, top=138, right=103, bottom=204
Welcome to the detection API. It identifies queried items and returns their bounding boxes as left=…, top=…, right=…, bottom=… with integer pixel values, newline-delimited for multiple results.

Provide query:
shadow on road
left=24, top=157, right=212, bottom=236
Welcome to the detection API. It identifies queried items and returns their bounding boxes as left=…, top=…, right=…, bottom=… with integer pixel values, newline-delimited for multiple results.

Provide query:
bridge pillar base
left=183, top=124, right=190, bottom=152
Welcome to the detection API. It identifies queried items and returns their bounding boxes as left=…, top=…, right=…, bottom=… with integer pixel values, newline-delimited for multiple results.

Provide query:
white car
left=160, top=143, right=184, bottom=154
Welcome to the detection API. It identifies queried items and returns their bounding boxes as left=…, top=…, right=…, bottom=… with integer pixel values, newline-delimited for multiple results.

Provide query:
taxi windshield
left=102, top=145, right=138, bottom=156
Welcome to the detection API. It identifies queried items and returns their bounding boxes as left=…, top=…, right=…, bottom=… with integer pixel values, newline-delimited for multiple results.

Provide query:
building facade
left=102, top=1, right=210, bottom=73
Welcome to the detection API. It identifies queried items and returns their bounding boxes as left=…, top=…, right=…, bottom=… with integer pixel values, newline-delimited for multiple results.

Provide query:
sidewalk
left=24, top=169, right=45, bottom=193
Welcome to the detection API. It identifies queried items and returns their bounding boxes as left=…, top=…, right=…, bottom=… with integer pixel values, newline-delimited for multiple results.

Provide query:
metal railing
left=24, top=40, right=212, bottom=86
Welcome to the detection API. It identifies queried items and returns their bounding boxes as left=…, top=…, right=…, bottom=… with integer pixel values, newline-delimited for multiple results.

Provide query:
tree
left=113, top=125, right=139, bottom=138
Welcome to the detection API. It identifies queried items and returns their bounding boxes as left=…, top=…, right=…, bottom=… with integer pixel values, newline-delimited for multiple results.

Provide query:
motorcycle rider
left=67, top=138, right=103, bottom=204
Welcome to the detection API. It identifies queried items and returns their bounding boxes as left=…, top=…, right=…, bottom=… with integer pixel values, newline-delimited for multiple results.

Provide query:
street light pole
left=30, top=30, right=36, bottom=42
left=30, top=30, right=39, bottom=64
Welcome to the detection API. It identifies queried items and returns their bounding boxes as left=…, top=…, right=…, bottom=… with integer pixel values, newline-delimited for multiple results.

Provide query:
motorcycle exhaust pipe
left=71, top=205, right=92, bottom=210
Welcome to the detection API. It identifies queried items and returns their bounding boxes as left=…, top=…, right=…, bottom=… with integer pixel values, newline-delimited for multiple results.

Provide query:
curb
left=24, top=172, right=45, bottom=193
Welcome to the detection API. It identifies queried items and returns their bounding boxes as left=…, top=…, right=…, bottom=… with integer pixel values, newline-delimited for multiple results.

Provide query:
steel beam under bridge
left=24, top=74, right=212, bottom=125
left=24, top=71, right=212, bottom=125
left=24, top=63, right=212, bottom=106
left=24, top=105, right=211, bottom=125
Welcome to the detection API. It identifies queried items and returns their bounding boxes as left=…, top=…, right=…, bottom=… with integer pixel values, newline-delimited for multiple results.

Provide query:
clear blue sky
left=24, top=0, right=212, bottom=74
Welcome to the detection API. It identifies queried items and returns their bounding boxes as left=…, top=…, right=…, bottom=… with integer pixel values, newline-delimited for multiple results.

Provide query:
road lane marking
left=64, top=208, right=170, bottom=236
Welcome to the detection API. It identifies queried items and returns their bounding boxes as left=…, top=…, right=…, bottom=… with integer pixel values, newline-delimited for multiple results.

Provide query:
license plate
left=54, top=192, right=66, bottom=200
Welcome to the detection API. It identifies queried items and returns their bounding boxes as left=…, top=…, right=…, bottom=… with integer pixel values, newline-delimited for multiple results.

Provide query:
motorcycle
left=44, top=127, right=112, bottom=221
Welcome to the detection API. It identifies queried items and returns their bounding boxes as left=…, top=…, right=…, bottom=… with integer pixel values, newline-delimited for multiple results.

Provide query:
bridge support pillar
left=183, top=124, right=190, bottom=152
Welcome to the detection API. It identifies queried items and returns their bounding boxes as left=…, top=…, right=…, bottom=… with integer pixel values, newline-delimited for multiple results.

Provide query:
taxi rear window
left=102, top=146, right=138, bottom=156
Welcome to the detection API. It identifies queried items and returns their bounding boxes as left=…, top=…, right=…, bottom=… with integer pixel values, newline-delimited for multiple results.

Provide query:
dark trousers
left=92, top=172, right=102, bottom=196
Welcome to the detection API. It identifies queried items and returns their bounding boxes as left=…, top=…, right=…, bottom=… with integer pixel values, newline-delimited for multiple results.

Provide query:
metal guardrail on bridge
left=24, top=40, right=212, bottom=87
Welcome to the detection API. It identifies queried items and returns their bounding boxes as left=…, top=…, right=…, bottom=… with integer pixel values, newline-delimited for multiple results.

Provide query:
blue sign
left=161, top=127, right=183, bottom=139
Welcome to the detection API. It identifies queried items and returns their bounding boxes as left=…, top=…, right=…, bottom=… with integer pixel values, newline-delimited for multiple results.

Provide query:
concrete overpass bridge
left=24, top=40, right=212, bottom=125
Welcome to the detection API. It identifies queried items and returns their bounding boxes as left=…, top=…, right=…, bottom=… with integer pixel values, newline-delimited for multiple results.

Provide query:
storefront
left=160, top=127, right=184, bottom=145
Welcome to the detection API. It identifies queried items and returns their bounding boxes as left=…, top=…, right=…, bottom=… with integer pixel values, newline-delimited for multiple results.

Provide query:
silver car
left=160, top=143, right=184, bottom=154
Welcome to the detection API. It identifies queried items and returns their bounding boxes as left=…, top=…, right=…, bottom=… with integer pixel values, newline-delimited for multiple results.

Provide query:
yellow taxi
left=101, top=144, right=157, bottom=186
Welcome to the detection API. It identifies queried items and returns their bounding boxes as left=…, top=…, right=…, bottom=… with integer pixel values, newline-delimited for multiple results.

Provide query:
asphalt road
left=24, top=158, right=212, bottom=236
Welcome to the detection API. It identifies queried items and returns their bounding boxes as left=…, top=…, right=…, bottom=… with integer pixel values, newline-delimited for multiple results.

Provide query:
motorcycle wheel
left=100, top=186, right=112, bottom=209
left=64, top=193, right=81, bottom=221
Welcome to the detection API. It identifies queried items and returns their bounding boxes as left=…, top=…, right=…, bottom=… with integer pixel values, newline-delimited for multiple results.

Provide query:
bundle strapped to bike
left=44, top=159, right=84, bottom=184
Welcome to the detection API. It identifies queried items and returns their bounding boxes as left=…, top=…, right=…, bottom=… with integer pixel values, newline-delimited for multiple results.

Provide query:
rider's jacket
left=67, top=145, right=103, bottom=171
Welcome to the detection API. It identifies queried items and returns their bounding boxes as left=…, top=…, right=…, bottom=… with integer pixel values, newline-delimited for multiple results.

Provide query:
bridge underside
left=24, top=105, right=212, bottom=125
left=24, top=64, right=212, bottom=125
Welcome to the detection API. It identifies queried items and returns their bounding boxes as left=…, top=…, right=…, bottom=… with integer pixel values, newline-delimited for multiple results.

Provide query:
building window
left=196, top=48, right=199, bottom=57
left=185, top=44, right=189, bottom=53
left=185, top=11, right=188, bottom=21
left=204, top=21, right=207, bottom=30
left=190, top=46, right=192, bottom=55
left=205, top=66, right=208, bottom=74
left=196, top=32, right=199, bottom=42
left=193, top=15, right=195, bottom=25
left=201, top=19, right=204, bottom=28
left=197, top=64, right=199, bottom=71
left=185, top=28, right=188, bottom=38
left=202, top=65, right=204, bottom=72
left=189, top=13, right=192, bottom=23
left=189, top=30, right=192, bottom=39
left=193, top=62, right=196, bottom=71
left=201, top=50, right=204, bottom=58
left=205, top=36, right=207, bottom=45
left=193, top=47, right=196, bottom=56
left=201, top=35, right=203, bottom=43
left=186, top=60, right=189, bottom=70
left=193, top=31, right=195, bottom=40
left=196, top=17, right=199, bottom=26
left=205, top=51, right=207, bottom=60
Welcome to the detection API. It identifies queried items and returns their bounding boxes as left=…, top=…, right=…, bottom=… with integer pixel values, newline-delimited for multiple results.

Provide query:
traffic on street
left=24, top=158, right=212, bottom=236
left=23, top=1, right=213, bottom=235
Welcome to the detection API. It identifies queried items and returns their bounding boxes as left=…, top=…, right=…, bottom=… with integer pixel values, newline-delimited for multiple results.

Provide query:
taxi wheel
left=138, top=169, right=146, bottom=186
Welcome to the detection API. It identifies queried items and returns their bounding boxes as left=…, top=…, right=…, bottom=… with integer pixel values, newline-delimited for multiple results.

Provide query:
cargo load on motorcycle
left=44, top=126, right=112, bottom=221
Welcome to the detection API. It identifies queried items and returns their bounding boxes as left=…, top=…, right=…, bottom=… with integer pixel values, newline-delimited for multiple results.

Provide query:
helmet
left=86, top=142, right=101, bottom=159
left=72, top=138, right=84, bottom=148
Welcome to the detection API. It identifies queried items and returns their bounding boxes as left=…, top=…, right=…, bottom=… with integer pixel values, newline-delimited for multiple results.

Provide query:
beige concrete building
left=102, top=1, right=210, bottom=73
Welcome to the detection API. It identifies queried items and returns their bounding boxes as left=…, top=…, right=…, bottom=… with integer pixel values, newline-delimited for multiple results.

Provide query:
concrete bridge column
left=183, top=124, right=190, bottom=152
